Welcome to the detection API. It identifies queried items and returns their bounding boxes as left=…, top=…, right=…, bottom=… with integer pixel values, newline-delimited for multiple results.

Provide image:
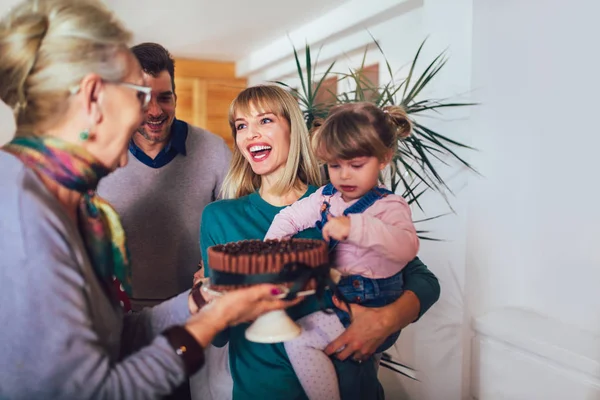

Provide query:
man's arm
left=401, top=256, right=441, bottom=320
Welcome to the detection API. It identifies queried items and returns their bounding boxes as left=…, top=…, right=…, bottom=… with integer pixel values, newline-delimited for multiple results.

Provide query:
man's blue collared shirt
left=129, top=118, right=188, bottom=168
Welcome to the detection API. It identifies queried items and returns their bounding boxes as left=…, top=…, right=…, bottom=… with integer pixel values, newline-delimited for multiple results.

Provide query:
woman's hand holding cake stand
left=184, top=284, right=301, bottom=348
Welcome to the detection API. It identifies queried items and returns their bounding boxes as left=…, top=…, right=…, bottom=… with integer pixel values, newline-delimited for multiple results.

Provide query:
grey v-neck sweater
left=98, top=125, right=231, bottom=310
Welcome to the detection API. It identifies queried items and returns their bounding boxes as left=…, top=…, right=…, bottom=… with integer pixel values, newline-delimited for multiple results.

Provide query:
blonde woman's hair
left=221, top=85, right=322, bottom=199
left=0, top=0, right=132, bottom=135
left=311, top=102, right=412, bottom=163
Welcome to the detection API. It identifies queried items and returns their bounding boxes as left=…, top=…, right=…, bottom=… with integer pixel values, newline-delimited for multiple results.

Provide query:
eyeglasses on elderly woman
left=69, top=80, right=152, bottom=109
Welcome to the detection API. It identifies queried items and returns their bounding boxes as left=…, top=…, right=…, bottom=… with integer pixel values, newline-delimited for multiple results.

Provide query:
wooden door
left=173, top=59, right=247, bottom=149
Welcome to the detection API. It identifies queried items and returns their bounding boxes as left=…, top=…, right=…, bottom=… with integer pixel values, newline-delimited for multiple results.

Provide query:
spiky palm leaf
left=276, top=39, right=477, bottom=209
left=380, top=352, right=419, bottom=381
left=274, top=43, right=336, bottom=129
left=360, top=38, right=477, bottom=203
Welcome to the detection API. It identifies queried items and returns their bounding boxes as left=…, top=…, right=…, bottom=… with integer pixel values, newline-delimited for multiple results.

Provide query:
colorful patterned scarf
left=3, top=136, right=132, bottom=311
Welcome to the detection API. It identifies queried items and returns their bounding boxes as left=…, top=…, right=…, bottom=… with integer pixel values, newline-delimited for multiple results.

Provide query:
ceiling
left=104, top=0, right=349, bottom=61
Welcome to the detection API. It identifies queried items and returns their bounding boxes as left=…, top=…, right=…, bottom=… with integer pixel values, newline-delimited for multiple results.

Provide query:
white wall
left=411, top=1, right=474, bottom=399
left=467, top=0, right=600, bottom=397
left=0, top=100, right=16, bottom=145
left=243, top=0, right=425, bottom=88
left=467, top=0, right=600, bottom=333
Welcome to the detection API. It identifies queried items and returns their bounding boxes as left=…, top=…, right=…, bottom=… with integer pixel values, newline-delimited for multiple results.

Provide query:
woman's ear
left=78, top=73, right=104, bottom=126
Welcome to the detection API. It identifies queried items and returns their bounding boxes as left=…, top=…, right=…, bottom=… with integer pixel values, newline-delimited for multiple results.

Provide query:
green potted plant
left=276, top=39, right=476, bottom=212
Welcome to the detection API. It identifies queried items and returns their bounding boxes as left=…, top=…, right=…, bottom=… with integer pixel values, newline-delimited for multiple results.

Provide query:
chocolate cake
left=208, top=239, right=328, bottom=292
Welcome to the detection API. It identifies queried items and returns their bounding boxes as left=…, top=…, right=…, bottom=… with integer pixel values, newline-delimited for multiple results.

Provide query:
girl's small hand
left=322, top=214, right=351, bottom=242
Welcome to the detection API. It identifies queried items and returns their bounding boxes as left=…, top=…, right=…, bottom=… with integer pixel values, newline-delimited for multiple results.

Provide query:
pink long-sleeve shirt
left=265, top=186, right=419, bottom=279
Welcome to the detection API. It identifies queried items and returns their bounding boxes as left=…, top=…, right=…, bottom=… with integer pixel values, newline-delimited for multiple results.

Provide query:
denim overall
left=317, top=183, right=404, bottom=353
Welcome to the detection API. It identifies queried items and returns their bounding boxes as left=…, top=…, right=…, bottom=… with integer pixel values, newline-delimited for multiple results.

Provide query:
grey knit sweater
left=0, top=151, right=193, bottom=399
left=98, top=125, right=231, bottom=310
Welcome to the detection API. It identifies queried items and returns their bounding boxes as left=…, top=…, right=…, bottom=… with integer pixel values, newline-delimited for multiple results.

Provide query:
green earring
left=79, top=130, right=90, bottom=141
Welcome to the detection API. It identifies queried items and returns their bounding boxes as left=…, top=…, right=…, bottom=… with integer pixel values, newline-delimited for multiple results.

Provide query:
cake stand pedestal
left=202, top=269, right=341, bottom=344
left=244, top=309, right=301, bottom=343
left=202, top=283, right=312, bottom=343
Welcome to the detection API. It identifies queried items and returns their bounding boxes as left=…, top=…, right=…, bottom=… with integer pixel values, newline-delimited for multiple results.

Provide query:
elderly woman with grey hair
left=0, top=1, right=294, bottom=398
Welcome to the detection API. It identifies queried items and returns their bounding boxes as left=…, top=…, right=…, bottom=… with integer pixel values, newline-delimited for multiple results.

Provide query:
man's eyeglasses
left=70, top=81, right=152, bottom=109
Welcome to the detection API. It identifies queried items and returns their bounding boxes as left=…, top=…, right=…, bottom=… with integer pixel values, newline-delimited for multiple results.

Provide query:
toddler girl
left=265, top=102, right=419, bottom=399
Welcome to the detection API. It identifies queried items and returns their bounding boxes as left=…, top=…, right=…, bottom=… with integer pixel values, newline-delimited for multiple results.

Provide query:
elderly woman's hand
left=212, top=285, right=301, bottom=326
left=185, top=285, right=300, bottom=347
left=324, top=290, right=420, bottom=362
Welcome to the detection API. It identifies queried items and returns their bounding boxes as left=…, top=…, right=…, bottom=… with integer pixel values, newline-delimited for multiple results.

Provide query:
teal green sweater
left=200, top=186, right=440, bottom=400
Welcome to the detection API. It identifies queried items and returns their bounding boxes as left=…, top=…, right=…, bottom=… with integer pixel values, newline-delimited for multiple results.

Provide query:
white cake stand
left=202, top=282, right=315, bottom=343
left=202, top=269, right=341, bottom=344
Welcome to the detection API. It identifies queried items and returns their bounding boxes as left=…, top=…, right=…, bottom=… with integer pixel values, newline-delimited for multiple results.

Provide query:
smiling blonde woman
left=197, top=85, right=440, bottom=400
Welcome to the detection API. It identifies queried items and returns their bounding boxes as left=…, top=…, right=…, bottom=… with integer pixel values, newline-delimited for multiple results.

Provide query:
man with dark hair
left=98, top=43, right=231, bottom=312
